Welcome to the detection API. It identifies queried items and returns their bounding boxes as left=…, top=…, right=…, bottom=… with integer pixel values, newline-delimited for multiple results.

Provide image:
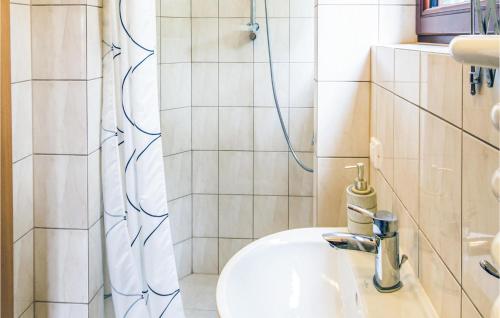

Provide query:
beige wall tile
left=35, top=229, right=89, bottom=303
left=11, top=81, right=32, bottom=162
left=192, top=107, right=218, bottom=150
left=289, top=152, right=313, bottom=196
left=192, top=0, right=218, bottom=17
left=290, top=63, right=314, bottom=108
left=89, top=220, right=103, bottom=301
left=419, top=111, right=462, bottom=281
left=392, top=195, right=418, bottom=274
left=168, top=195, right=193, bottom=244
left=463, top=67, right=500, bottom=148
left=161, top=107, right=191, bottom=155
left=193, top=194, right=218, bottom=237
left=219, top=107, right=253, bottom=151
left=193, top=238, right=218, bottom=274
left=219, top=63, right=253, bottom=106
left=219, top=18, right=253, bottom=62
left=87, top=79, right=102, bottom=154
left=254, top=107, right=288, bottom=151
left=420, top=53, right=462, bottom=127
left=256, top=0, right=289, bottom=17
left=13, top=156, right=33, bottom=242
left=394, top=49, right=419, bottom=105
left=160, top=17, right=191, bottom=63
left=10, top=3, right=31, bottom=83
left=378, top=5, right=416, bottom=44
left=373, top=46, right=395, bottom=91
left=317, top=82, right=370, bottom=157
left=462, top=133, right=500, bottom=316
left=14, top=230, right=33, bottom=317
left=393, top=96, right=419, bottom=220
left=317, top=158, right=369, bottom=226
left=192, top=63, right=218, bottom=107
left=218, top=238, right=252, bottom=272
left=254, top=63, right=289, bottom=107
left=160, top=63, right=191, bottom=109
left=35, top=303, right=88, bottom=318
left=193, top=151, right=218, bottom=194
left=254, top=196, right=288, bottom=238
left=32, top=6, right=86, bottom=79
left=19, top=304, right=33, bottom=318
left=174, top=239, right=192, bottom=278
left=161, top=0, right=191, bottom=17
left=34, top=155, right=88, bottom=229
left=192, top=18, right=218, bottom=62
left=219, top=151, right=253, bottom=195
left=164, top=151, right=191, bottom=200
left=32, top=81, right=87, bottom=155
left=254, top=18, right=290, bottom=63
left=418, top=233, right=461, bottom=318
left=375, top=85, right=394, bottom=186
left=87, top=151, right=102, bottom=227
left=289, top=196, right=313, bottom=229
left=219, top=195, right=253, bottom=238
left=254, top=152, right=289, bottom=195
left=86, top=6, right=102, bottom=79
left=219, top=0, right=250, bottom=17
left=461, top=292, right=482, bottom=318
left=290, top=108, right=314, bottom=152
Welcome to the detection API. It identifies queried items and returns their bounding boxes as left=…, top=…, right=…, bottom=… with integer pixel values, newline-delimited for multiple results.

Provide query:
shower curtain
left=101, top=0, right=184, bottom=317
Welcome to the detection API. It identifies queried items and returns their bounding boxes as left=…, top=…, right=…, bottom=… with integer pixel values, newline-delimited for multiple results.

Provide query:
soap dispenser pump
left=345, top=163, right=377, bottom=235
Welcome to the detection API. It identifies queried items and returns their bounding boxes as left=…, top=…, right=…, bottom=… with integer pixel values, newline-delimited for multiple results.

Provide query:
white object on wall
left=450, top=35, right=500, bottom=69
left=370, top=137, right=382, bottom=170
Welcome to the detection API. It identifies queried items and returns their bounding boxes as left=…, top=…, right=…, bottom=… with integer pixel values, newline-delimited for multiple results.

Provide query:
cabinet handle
left=480, top=260, right=500, bottom=279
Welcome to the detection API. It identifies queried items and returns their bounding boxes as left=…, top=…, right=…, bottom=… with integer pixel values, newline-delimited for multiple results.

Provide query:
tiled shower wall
left=11, top=0, right=104, bottom=317
left=314, top=0, right=417, bottom=226
left=371, top=45, right=500, bottom=318
left=158, top=0, right=315, bottom=276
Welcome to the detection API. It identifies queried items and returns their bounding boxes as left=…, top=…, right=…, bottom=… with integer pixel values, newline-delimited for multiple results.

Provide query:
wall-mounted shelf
left=450, top=35, right=500, bottom=69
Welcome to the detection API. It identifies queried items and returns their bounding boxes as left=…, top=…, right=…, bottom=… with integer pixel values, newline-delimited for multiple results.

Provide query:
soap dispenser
left=345, top=163, right=377, bottom=235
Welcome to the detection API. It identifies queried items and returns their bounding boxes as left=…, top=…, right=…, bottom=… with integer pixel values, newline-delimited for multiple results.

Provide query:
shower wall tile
left=378, top=5, right=417, bottom=44
left=219, top=107, right=253, bottom=150
left=392, top=194, right=418, bottom=274
left=193, top=194, right=218, bottom=237
left=219, top=195, right=253, bottom=238
left=174, top=239, right=192, bottom=279
left=219, top=18, right=253, bottom=62
left=161, top=107, right=191, bottom=155
left=10, top=3, right=31, bottom=83
left=14, top=230, right=34, bottom=318
left=254, top=107, right=288, bottom=151
left=193, top=151, right=218, bottom=194
left=254, top=62, right=289, bottom=107
left=218, top=239, right=252, bottom=272
left=160, top=63, right=191, bottom=109
left=289, top=152, right=313, bottom=196
left=394, top=49, right=419, bottom=105
left=219, top=0, right=250, bottom=17
left=160, top=17, right=191, bottom=63
left=290, top=108, right=313, bottom=152
left=219, top=63, right=253, bottom=106
left=161, top=0, right=191, bottom=17
left=32, top=81, right=87, bottom=155
left=289, top=196, right=313, bottom=229
left=254, top=195, right=288, bottom=238
left=13, top=157, right=33, bottom=242
left=192, top=18, right=219, bottom=62
left=34, top=155, right=88, bottom=229
left=192, top=63, right=219, bottom=106
left=11, top=81, right=32, bottom=162
left=290, top=63, right=314, bottom=108
left=35, top=302, right=89, bottom=318
left=86, top=6, right=102, bottom=79
left=256, top=0, right=289, bottom=17
left=169, top=195, right=193, bottom=244
left=35, top=228, right=89, bottom=303
left=87, top=79, right=102, bottom=154
left=89, top=288, right=104, bottom=318
left=164, top=151, right=192, bottom=200
left=254, top=18, right=290, bottom=63
left=192, top=0, right=218, bottom=17
left=290, top=0, right=314, bottom=17
left=88, top=220, right=103, bottom=301
left=32, top=5, right=86, bottom=79
left=193, top=238, right=218, bottom=274
left=192, top=107, right=218, bottom=150
left=87, top=151, right=102, bottom=226
left=19, top=304, right=34, bottom=318
left=219, top=151, right=253, bottom=195
left=290, top=18, right=314, bottom=63
left=254, top=152, right=289, bottom=195
left=316, top=82, right=370, bottom=158
left=461, top=292, right=482, bottom=318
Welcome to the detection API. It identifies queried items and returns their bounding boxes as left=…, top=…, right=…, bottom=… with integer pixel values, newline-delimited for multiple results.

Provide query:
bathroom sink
left=216, top=228, right=438, bottom=318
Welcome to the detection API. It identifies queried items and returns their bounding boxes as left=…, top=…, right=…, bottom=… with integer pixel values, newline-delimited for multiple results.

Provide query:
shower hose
left=263, top=0, right=314, bottom=173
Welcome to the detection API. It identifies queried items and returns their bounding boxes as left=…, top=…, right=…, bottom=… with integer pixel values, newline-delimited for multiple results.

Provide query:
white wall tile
left=289, top=196, right=313, bottom=229
left=219, top=63, right=253, bottom=106
left=254, top=18, right=290, bottom=63
left=192, top=0, right=218, bottom=17
left=394, top=49, right=420, bottom=105
left=161, top=0, right=191, bottom=17
left=35, top=229, right=89, bottom=303
left=160, top=63, right=191, bottom=109
left=219, top=0, right=250, bottom=17
left=161, top=107, right=191, bottom=155
left=32, top=6, right=86, bottom=79
left=290, top=63, right=314, bottom=108
left=160, top=18, right=191, bottom=63
left=317, top=5, right=377, bottom=81
left=13, top=156, right=33, bottom=242
left=34, top=155, right=88, bottom=229
left=254, top=152, right=288, bottom=195
left=35, top=303, right=88, bottom=318
left=254, top=107, right=288, bottom=151
left=164, top=151, right=192, bottom=200
left=174, top=239, right=192, bottom=278
left=14, top=230, right=33, bottom=317
left=218, top=238, right=252, bottom=272
left=192, top=107, right=218, bottom=150
left=317, top=82, right=370, bottom=157
left=192, top=63, right=219, bottom=106
left=11, top=81, right=32, bottom=162
left=219, top=18, right=253, bottom=62
left=32, top=81, right=87, bottom=154
left=193, top=151, right=218, bottom=194
left=219, top=151, right=253, bottom=195
left=289, top=152, right=313, bottom=196
left=10, top=3, right=31, bottom=83
left=254, top=62, right=289, bottom=107
left=192, top=18, right=219, bottom=62
left=193, top=194, right=218, bottom=237
left=87, top=151, right=102, bottom=227
left=86, top=6, right=102, bottom=79
left=193, top=238, right=218, bottom=274
left=378, top=5, right=417, bottom=44
left=290, top=108, right=314, bottom=152
left=219, top=195, right=253, bottom=238
left=290, top=0, right=314, bottom=17
left=219, top=107, right=253, bottom=150
left=254, top=195, right=288, bottom=238
left=89, top=220, right=103, bottom=301
left=375, top=85, right=394, bottom=186
left=169, top=195, right=193, bottom=243
left=256, top=0, right=289, bottom=17
left=87, top=79, right=102, bottom=154
left=290, top=18, right=314, bottom=63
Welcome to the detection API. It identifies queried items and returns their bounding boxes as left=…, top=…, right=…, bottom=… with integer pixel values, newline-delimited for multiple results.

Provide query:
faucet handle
left=347, top=204, right=398, bottom=237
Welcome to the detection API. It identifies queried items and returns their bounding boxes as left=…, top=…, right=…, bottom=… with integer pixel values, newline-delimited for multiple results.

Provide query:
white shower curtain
left=101, top=0, right=184, bottom=317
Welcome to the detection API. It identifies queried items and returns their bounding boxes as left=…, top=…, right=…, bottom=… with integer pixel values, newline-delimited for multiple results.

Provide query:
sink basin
left=216, top=228, right=438, bottom=318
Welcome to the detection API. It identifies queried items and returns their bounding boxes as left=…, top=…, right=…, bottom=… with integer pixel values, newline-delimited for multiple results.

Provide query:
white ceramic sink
left=217, top=228, right=438, bottom=318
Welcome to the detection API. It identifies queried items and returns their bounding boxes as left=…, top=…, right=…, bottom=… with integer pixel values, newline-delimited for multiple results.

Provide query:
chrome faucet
left=323, top=204, right=408, bottom=293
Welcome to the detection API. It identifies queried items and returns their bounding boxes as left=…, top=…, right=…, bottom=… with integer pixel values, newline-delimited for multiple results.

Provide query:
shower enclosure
left=156, top=0, right=315, bottom=315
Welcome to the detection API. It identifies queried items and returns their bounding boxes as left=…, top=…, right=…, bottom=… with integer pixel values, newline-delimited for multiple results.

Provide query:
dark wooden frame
left=0, top=0, right=13, bottom=316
